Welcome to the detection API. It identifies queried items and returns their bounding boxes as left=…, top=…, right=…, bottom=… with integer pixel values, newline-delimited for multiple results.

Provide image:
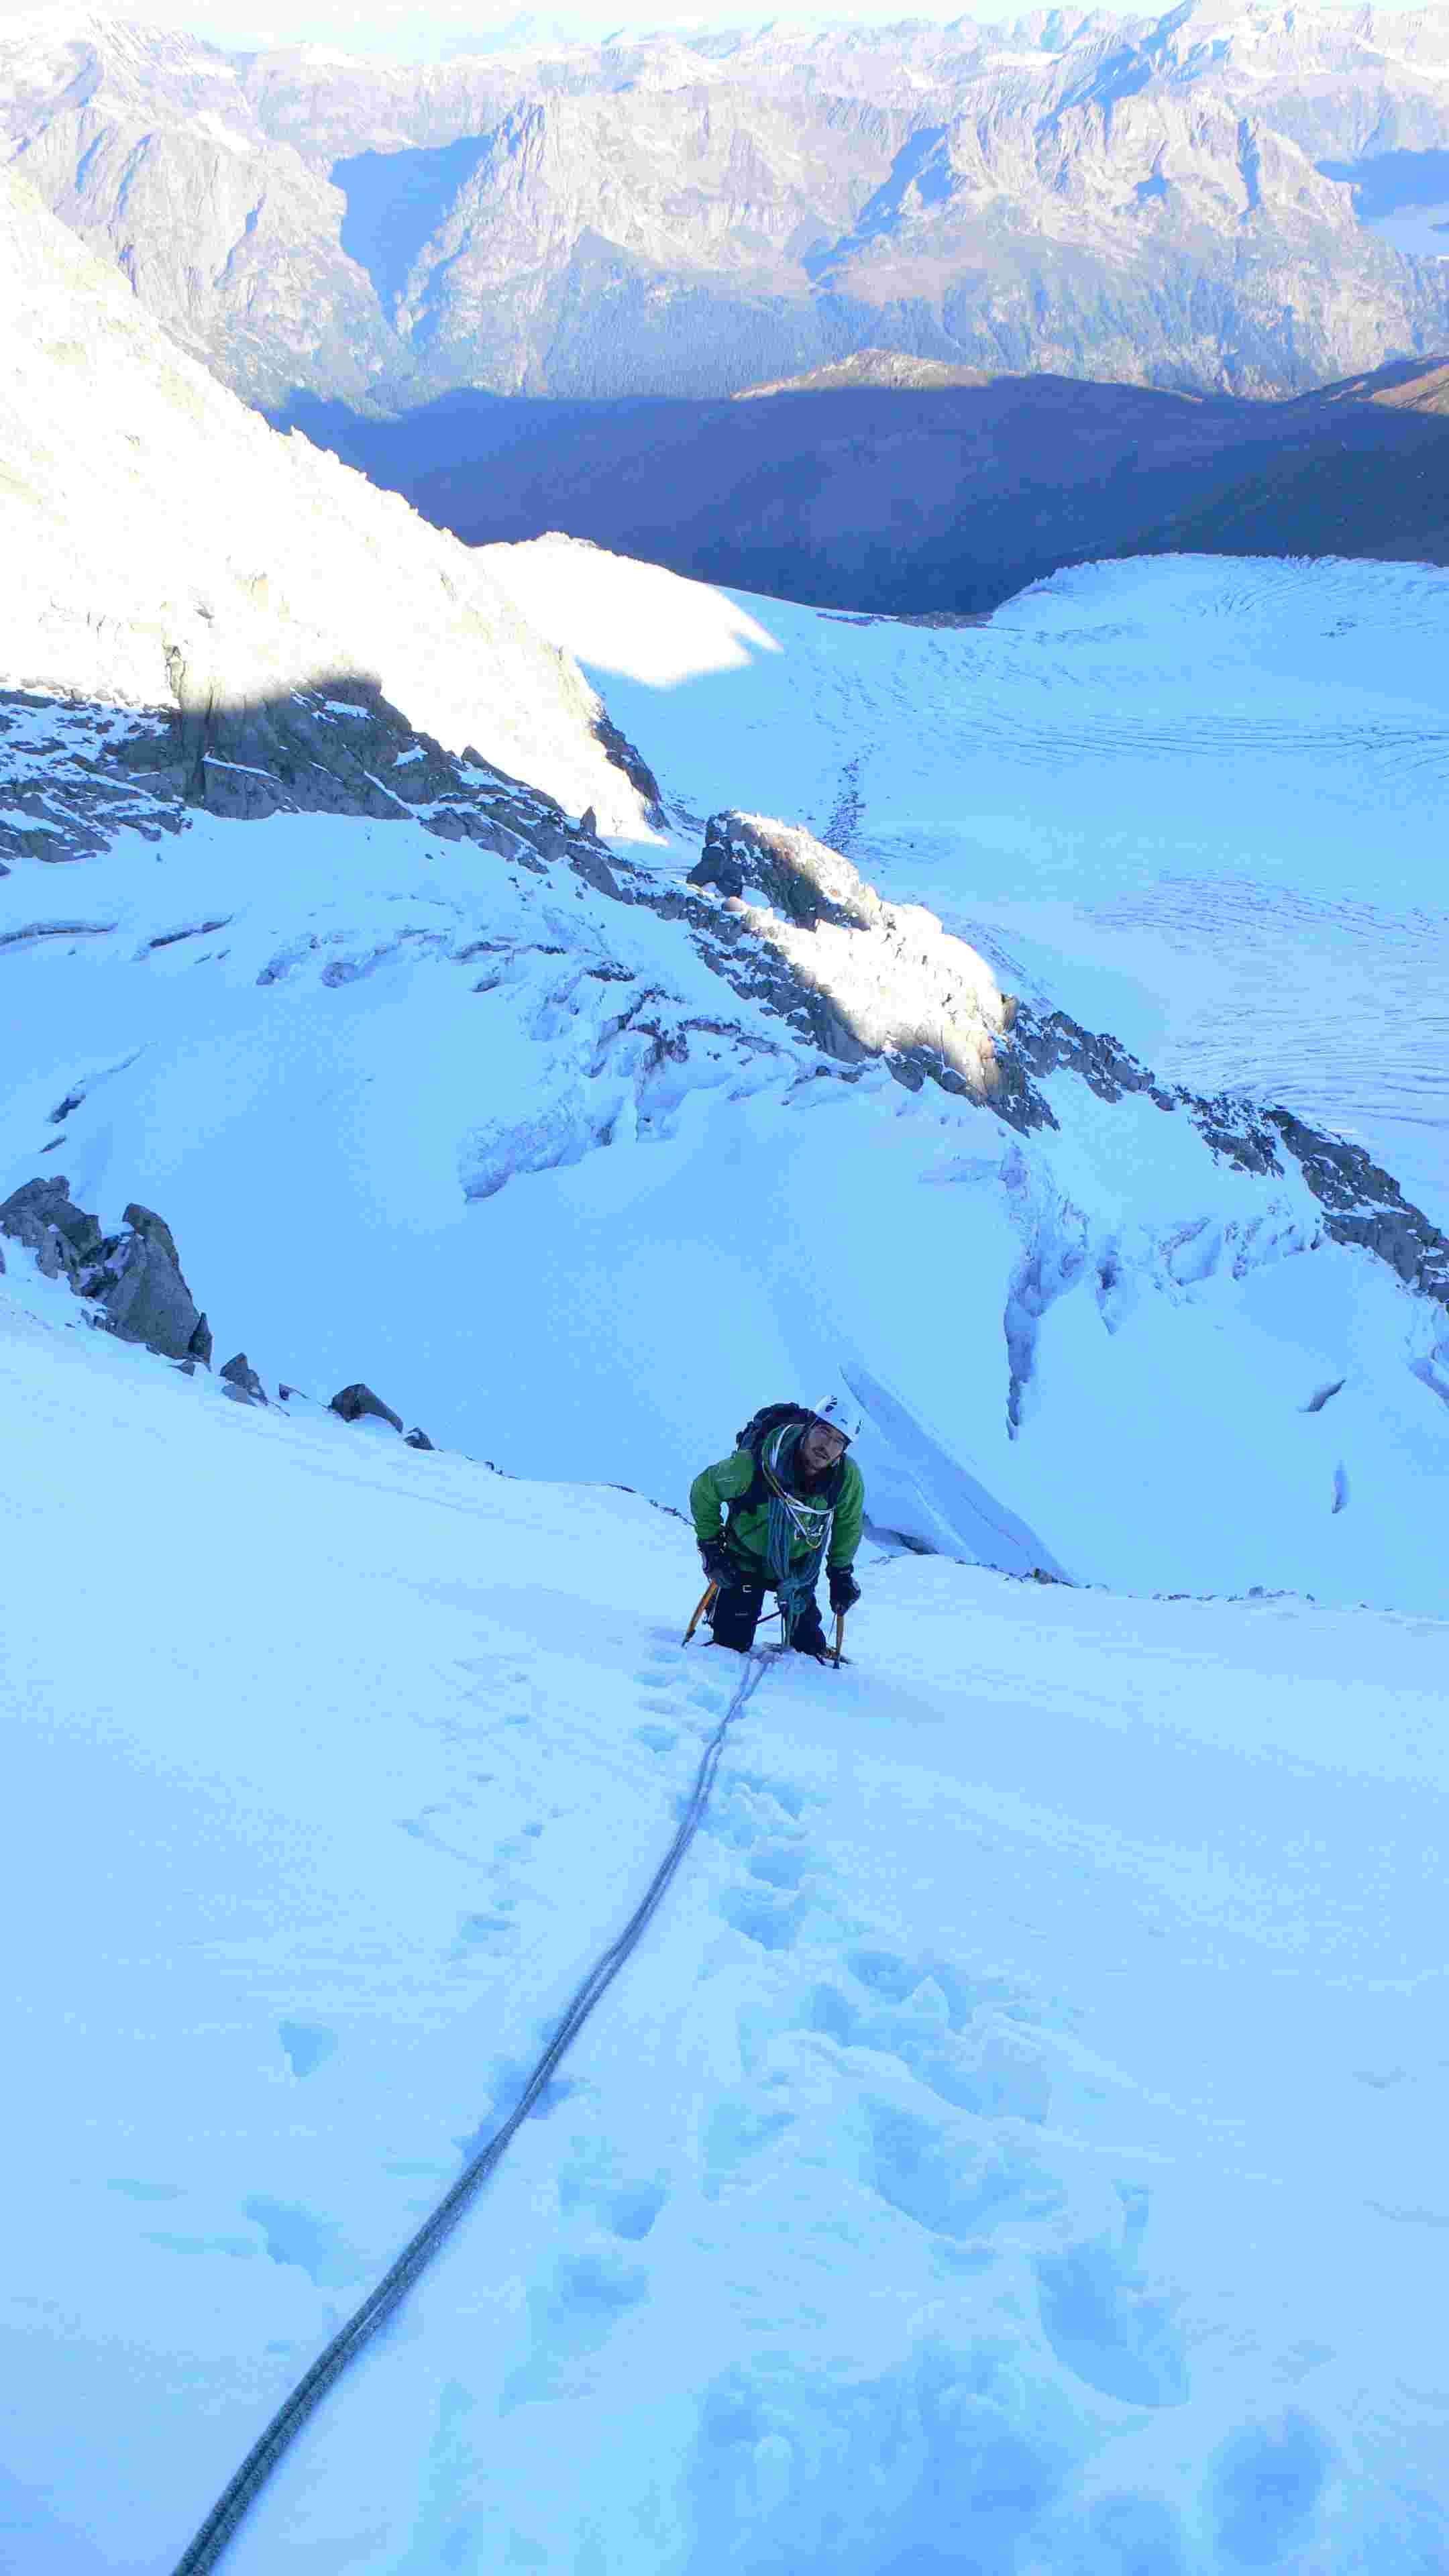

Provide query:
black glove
left=828, top=1567, right=861, bottom=1613
left=700, top=1540, right=734, bottom=1587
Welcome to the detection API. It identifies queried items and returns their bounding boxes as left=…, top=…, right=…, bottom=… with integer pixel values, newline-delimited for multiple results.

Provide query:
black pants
left=708, top=1566, right=828, bottom=1656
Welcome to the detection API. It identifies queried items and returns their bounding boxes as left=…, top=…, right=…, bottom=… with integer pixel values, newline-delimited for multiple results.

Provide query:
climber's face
left=799, top=1420, right=847, bottom=1477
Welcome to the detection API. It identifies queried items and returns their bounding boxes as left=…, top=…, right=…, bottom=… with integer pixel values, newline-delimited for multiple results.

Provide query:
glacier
left=483, top=537, right=1449, bottom=1228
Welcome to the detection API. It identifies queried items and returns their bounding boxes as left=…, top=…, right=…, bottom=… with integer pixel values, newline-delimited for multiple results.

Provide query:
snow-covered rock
left=690, top=810, right=1012, bottom=1099
left=0, top=1173, right=211, bottom=1360
left=484, top=533, right=1449, bottom=1228
left=0, top=162, right=655, bottom=837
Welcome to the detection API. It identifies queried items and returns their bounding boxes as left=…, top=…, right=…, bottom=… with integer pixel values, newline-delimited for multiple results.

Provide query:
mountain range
left=7, top=3, right=1449, bottom=409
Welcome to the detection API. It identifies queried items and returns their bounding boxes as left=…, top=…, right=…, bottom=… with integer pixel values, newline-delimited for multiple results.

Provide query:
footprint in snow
left=729, top=1766, right=806, bottom=1822
left=278, top=2019, right=337, bottom=2078
left=457, top=2057, right=584, bottom=2159
left=501, top=2245, right=651, bottom=2410
left=867, top=2098, right=1059, bottom=2243
left=557, top=2140, right=669, bottom=2243
left=747, top=1845, right=807, bottom=1890
left=702, top=2098, right=796, bottom=2200
left=719, top=1884, right=805, bottom=1953
left=452, top=1908, right=516, bottom=1956
left=703, top=1770, right=808, bottom=1856
left=809, top=1949, right=1053, bottom=2125
left=1207, top=2411, right=1334, bottom=2563
left=1079, top=2493, right=1189, bottom=2575
left=1036, top=2220, right=1189, bottom=2409
left=242, top=2196, right=366, bottom=2290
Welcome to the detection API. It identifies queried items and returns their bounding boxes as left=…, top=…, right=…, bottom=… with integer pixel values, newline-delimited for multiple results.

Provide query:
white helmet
left=811, top=1393, right=864, bottom=1444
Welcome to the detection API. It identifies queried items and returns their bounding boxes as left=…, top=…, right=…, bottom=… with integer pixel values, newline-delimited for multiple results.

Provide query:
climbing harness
left=686, top=1578, right=848, bottom=1668
left=169, top=1647, right=775, bottom=2576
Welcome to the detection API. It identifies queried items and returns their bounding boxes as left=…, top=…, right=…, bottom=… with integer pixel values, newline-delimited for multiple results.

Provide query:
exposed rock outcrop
left=691, top=813, right=871, bottom=930
left=219, top=1352, right=268, bottom=1405
left=591, top=713, right=667, bottom=833
left=0, top=1175, right=104, bottom=1270
left=0, top=159, right=656, bottom=846
left=686, top=811, right=1016, bottom=1108
left=0, top=676, right=635, bottom=887
left=1005, top=1007, right=1177, bottom=1120
left=0, top=1184, right=457, bottom=1440
left=1220, top=1104, right=1449, bottom=1305
left=87, top=1228, right=211, bottom=1364
left=330, top=1382, right=405, bottom=1434
left=0, top=1177, right=211, bottom=1359
left=682, top=812, right=1449, bottom=1316
left=123, top=1203, right=182, bottom=1269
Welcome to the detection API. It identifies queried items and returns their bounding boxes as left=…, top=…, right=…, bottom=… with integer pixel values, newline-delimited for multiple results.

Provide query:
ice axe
left=682, top=1580, right=718, bottom=1645
left=833, top=1609, right=847, bottom=1668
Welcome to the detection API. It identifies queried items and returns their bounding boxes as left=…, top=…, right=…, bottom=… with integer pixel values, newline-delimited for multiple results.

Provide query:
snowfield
left=3, top=1261, right=1448, bottom=2575
left=1, top=784, right=1446, bottom=1613
left=482, top=540, right=1449, bottom=1229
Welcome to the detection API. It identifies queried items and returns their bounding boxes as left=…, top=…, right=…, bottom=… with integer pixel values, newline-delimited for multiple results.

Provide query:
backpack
left=727, top=1402, right=847, bottom=1524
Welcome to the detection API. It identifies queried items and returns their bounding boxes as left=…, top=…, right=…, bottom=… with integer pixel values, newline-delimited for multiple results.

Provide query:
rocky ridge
left=394, top=362, right=1449, bottom=619
left=0, top=1173, right=439, bottom=1444
left=0, top=160, right=653, bottom=839
left=688, top=812, right=1449, bottom=1313
left=11, top=661, right=1446, bottom=1331
left=1317, top=354, right=1449, bottom=416
left=0, top=680, right=639, bottom=892
left=0, top=1175, right=213, bottom=1362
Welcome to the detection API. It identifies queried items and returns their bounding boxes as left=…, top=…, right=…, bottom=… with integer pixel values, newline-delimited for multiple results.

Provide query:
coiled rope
left=761, top=1424, right=835, bottom=1642
left=171, top=1645, right=774, bottom=2575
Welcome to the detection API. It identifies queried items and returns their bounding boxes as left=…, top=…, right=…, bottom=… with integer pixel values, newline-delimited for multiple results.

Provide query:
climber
left=690, top=1397, right=864, bottom=1658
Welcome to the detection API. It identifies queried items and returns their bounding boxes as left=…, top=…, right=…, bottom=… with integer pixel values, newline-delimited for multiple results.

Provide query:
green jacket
left=690, top=1444, right=863, bottom=1576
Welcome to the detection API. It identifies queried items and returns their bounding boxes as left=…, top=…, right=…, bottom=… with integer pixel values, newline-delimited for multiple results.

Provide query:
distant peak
left=737, top=350, right=999, bottom=398
left=0, top=8, right=223, bottom=54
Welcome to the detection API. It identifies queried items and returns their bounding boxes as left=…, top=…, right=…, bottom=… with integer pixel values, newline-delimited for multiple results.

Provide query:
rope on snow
left=170, top=1645, right=775, bottom=2575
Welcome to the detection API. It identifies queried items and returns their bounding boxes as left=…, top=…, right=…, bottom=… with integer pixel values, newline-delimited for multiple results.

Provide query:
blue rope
left=170, top=1647, right=774, bottom=2575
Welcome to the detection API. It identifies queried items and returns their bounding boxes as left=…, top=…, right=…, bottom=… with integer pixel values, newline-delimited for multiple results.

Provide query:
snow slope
left=4, top=1258, right=1448, bottom=2576
left=2, top=774, right=1446, bottom=1613
left=0, top=164, right=650, bottom=833
left=481, top=541, right=1449, bottom=1227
